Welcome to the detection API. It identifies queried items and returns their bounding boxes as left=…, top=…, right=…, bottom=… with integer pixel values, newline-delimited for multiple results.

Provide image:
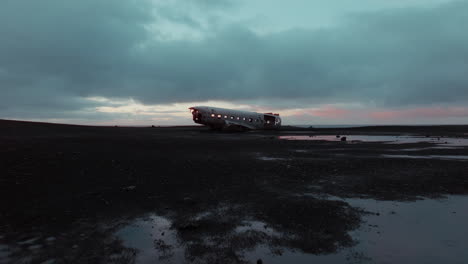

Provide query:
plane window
left=230, top=116, right=234, bottom=119
left=248, top=118, right=253, bottom=122
left=236, top=117, right=240, bottom=120
left=267, top=120, right=270, bottom=124
left=211, top=113, right=215, bottom=117
left=224, top=115, right=227, bottom=119
left=217, top=114, right=221, bottom=119
left=243, top=117, right=246, bottom=121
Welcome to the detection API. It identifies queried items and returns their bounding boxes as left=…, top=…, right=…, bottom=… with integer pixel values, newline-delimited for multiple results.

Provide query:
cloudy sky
left=1, top=0, right=468, bottom=125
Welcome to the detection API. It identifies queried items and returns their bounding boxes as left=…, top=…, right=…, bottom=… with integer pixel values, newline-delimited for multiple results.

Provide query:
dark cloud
left=1, top=0, right=468, bottom=120
left=0, top=0, right=152, bottom=116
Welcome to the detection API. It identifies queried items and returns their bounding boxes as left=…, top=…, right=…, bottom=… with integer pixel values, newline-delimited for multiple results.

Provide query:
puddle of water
left=280, top=135, right=353, bottom=142
left=398, top=146, right=462, bottom=151
left=279, top=135, right=468, bottom=147
left=344, top=196, right=468, bottom=264
left=244, top=244, right=351, bottom=264
left=429, top=146, right=463, bottom=149
left=116, top=214, right=284, bottom=263
left=0, top=236, right=46, bottom=264
left=0, top=244, right=10, bottom=264
left=235, top=220, right=280, bottom=237
left=17, top=237, right=40, bottom=245
left=115, top=215, right=185, bottom=263
left=254, top=152, right=288, bottom=161
left=114, top=195, right=468, bottom=264
left=257, top=156, right=287, bottom=161
left=293, top=149, right=309, bottom=153
left=382, top=154, right=468, bottom=161
left=245, top=195, right=468, bottom=264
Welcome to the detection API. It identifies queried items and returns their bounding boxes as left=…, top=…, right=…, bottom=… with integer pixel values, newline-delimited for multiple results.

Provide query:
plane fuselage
left=189, top=106, right=281, bottom=130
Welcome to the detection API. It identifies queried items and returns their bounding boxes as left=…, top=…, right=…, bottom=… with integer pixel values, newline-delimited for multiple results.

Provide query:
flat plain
left=1, top=120, right=467, bottom=264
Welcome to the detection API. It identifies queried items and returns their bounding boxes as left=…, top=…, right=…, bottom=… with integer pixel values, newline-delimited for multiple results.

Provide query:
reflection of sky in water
left=247, top=196, right=468, bottom=264
left=398, top=146, right=462, bottom=151
left=116, top=215, right=185, bottom=263
left=0, top=242, right=9, bottom=263
left=382, top=154, right=468, bottom=161
left=279, top=135, right=468, bottom=147
left=345, top=196, right=468, bottom=264
left=115, top=196, right=468, bottom=264
left=257, top=156, right=288, bottom=161
left=234, top=220, right=280, bottom=237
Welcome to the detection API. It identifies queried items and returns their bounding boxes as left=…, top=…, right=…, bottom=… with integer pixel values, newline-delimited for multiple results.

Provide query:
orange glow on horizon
left=83, top=97, right=468, bottom=125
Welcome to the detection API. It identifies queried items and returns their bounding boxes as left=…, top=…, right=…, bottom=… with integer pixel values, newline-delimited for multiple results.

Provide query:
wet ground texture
left=1, top=120, right=468, bottom=263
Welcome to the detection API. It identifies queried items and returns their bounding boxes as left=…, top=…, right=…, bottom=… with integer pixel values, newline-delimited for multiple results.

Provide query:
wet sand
left=1, top=120, right=468, bottom=264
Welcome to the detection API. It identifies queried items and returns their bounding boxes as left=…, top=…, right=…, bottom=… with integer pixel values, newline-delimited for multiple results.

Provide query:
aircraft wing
left=224, top=120, right=257, bottom=130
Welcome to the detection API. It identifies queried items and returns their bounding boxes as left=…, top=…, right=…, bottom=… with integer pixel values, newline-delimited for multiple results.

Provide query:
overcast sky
left=1, top=0, right=468, bottom=125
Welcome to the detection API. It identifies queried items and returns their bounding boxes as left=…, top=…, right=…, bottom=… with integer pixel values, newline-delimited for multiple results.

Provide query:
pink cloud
left=370, top=107, right=468, bottom=120
left=289, top=106, right=350, bottom=118
left=282, top=105, right=468, bottom=124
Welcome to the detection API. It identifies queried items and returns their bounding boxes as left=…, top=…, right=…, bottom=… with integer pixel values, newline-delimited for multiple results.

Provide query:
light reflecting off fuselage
left=189, top=106, right=281, bottom=130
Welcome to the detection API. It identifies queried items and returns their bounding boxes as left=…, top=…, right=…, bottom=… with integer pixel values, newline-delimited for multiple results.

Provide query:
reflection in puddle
left=257, top=156, right=287, bottom=161
left=115, top=198, right=360, bottom=264
left=279, top=135, right=468, bottom=147
left=116, top=214, right=281, bottom=264
left=0, top=223, right=138, bottom=264
left=114, top=195, right=468, bottom=264
left=116, top=215, right=185, bottom=263
left=254, top=152, right=288, bottom=161
left=382, top=154, right=468, bottom=161
left=244, top=245, right=372, bottom=264
left=256, top=195, right=468, bottom=264
left=235, top=220, right=281, bottom=237
left=343, top=196, right=468, bottom=264
left=0, top=243, right=9, bottom=264
left=398, top=146, right=462, bottom=151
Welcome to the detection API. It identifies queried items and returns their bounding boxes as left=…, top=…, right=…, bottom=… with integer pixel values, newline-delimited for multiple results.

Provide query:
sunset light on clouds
left=1, top=0, right=468, bottom=125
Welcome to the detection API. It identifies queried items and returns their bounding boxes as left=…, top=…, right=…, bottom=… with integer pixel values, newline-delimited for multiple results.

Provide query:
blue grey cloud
left=1, top=0, right=467, bottom=120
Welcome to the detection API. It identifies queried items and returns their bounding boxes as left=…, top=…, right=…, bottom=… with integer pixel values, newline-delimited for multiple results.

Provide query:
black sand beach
left=1, top=120, right=467, bottom=263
